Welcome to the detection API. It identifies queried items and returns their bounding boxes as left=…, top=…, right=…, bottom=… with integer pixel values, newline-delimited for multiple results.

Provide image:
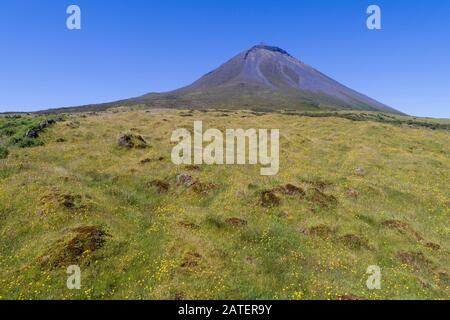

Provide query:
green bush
left=0, top=145, right=8, bottom=159
left=10, top=136, right=43, bottom=148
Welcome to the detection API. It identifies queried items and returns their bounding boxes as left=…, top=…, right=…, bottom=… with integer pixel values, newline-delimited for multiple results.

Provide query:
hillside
left=0, top=110, right=449, bottom=300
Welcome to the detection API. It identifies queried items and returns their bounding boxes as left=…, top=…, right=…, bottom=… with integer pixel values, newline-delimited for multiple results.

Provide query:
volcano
left=133, top=44, right=400, bottom=113
left=47, top=44, right=402, bottom=114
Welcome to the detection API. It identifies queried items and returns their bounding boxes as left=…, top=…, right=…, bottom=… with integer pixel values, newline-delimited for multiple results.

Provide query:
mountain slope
left=134, top=44, right=401, bottom=114
left=37, top=45, right=402, bottom=114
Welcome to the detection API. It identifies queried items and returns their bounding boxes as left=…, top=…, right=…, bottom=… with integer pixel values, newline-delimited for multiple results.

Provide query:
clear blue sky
left=0, top=0, right=449, bottom=117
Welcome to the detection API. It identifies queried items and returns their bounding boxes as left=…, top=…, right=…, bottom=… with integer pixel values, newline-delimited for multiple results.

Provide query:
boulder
left=118, top=133, right=148, bottom=148
left=176, top=173, right=194, bottom=187
left=25, top=129, right=39, bottom=139
left=261, top=190, right=281, bottom=207
left=354, top=167, right=366, bottom=176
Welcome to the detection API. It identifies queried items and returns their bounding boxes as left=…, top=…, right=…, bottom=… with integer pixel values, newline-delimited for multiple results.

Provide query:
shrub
left=0, top=145, right=8, bottom=159
left=10, top=136, right=43, bottom=148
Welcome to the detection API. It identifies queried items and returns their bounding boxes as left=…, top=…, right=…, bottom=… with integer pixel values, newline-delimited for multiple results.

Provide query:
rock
left=354, top=167, right=366, bottom=176
left=38, top=120, right=49, bottom=130
left=261, top=190, right=281, bottom=207
left=37, top=118, right=57, bottom=131
left=25, top=129, right=39, bottom=139
left=118, top=133, right=147, bottom=148
left=36, top=210, right=45, bottom=217
left=118, top=134, right=132, bottom=148
left=176, top=173, right=194, bottom=187
left=298, top=227, right=310, bottom=236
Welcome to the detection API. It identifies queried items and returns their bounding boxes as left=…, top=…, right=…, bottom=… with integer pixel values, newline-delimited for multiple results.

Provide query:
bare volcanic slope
left=133, top=44, right=401, bottom=113
left=39, top=45, right=402, bottom=114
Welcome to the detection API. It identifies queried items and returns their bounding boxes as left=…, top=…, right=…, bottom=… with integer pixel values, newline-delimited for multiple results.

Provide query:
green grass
left=0, top=109, right=448, bottom=300
left=0, top=115, right=53, bottom=154
left=279, top=110, right=450, bottom=130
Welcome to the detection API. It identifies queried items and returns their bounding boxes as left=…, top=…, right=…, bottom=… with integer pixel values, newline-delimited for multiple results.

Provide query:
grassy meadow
left=0, top=109, right=449, bottom=300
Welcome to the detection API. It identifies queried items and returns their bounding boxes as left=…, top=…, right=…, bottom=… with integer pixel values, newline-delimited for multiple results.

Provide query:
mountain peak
left=246, top=44, right=291, bottom=58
